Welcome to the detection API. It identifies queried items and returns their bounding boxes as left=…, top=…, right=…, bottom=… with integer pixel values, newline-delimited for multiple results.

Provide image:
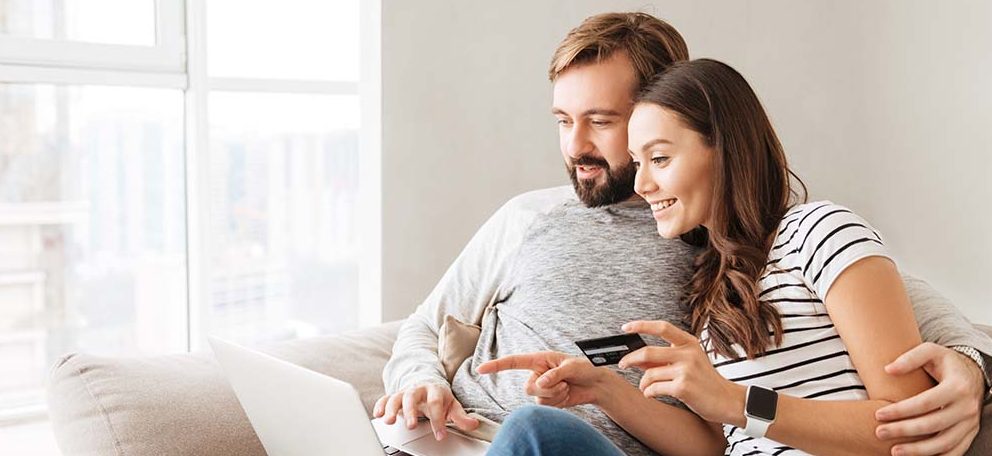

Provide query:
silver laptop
left=209, top=337, right=489, bottom=456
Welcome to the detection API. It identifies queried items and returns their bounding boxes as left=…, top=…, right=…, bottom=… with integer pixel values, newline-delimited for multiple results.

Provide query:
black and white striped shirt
left=706, top=201, right=891, bottom=456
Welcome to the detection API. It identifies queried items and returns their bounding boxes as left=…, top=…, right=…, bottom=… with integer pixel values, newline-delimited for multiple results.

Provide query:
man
left=376, top=12, right=992, bottom=456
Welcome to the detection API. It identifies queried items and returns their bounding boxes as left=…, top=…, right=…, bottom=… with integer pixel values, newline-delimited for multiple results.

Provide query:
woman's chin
left=655, top=224, right=684, bottom=240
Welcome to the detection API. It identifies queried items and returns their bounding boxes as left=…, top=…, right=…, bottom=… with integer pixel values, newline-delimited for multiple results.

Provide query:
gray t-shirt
left=451, top=198, right=698, bottom=456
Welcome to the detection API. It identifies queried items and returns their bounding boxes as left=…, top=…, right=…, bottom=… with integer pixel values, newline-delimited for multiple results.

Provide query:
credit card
left=575, top=333, right=647, bottom=366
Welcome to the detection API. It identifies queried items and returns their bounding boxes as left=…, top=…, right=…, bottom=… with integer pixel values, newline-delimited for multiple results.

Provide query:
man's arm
left=376, top=187, right=573, bottom=440
left=874, top=275, right=992, bottom=455
left=381, top=186, right=572, bottom=393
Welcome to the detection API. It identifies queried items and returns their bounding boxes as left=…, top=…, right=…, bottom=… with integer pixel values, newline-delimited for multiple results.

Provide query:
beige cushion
left=47, top=321, right=402, bottom=456
left=437, top=315, right=481, bottom=382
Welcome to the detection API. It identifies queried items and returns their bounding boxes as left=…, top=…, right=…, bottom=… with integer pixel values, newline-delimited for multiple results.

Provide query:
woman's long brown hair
left=636, top=59, right=807, bottom=359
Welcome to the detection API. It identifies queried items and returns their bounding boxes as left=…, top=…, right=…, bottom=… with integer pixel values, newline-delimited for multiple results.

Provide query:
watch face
left=746, top=386, right=778, bottom=421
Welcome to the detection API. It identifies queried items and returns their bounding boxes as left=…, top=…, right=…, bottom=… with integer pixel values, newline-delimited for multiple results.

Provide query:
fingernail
left=622, top=324, right=631, bottom=331
left=435, top=430, right=445, bottom=440
left=877, top=427, right=889, bottom=439
left=537, top=378, right=548, bottom=387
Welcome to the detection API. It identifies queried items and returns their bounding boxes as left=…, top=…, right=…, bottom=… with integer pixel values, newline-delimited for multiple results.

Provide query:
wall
left=381, top=0, right=992, bottom=323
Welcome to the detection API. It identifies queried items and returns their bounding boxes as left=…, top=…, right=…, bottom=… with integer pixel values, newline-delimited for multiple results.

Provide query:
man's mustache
left=570, top=156, right=610, bottom=169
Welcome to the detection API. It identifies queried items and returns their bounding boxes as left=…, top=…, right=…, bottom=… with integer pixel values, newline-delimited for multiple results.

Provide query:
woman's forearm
left=717, top=386, right=917, bottom=456
left=594, top=373, right=726, bottom=456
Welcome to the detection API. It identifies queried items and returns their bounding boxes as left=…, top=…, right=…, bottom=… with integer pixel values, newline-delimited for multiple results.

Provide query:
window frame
left=0, top=0, right=185, bottom=72
left=0, top=0, right=382, bottom=422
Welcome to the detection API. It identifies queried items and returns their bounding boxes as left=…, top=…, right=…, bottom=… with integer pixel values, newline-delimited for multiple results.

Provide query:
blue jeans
left=487, top=405, right=625, bottom=456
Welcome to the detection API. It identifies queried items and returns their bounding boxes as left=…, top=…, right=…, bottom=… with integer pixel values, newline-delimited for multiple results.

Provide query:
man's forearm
left=905, top=274, right=992, bottom=356
left=383, top=312, right=451, bottom=393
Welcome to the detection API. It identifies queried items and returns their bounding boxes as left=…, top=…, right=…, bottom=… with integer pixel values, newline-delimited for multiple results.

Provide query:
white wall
left=381, top=0, right=992, bottom=323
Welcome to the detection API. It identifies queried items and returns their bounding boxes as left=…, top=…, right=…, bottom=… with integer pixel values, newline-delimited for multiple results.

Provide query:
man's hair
left=548, top=12, right=690, bottom=88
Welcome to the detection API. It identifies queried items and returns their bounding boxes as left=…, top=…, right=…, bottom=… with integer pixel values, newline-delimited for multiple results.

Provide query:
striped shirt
left=706, top=201, right=891, bottom=456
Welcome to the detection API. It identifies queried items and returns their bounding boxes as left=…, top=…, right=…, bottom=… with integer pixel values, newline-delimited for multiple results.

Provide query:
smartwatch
left=744, top=385, right=778, bottom=438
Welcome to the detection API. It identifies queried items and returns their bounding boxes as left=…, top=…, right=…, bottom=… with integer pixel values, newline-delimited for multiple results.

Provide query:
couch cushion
left=47, top=321, right=401, bottom=456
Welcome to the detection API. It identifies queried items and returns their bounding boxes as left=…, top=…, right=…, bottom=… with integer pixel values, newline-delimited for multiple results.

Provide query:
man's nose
left=564, top=123, right=593, bottom=159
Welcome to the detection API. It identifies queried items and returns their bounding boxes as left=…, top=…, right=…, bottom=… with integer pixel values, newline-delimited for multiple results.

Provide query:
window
left=0, top=0, right=380, bottom=424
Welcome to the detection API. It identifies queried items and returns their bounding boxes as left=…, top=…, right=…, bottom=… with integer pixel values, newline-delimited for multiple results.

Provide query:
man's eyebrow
left=551, top=108, right=623, bottom=117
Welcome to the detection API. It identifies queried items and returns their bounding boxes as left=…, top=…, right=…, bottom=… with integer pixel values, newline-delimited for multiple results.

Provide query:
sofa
left=48, top=319, right=992, bottom=455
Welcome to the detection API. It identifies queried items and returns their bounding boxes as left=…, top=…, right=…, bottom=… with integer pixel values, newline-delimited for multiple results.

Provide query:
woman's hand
left=477, top=351, right=617, bottom=408
left=619, top=320, right=745, bottom=425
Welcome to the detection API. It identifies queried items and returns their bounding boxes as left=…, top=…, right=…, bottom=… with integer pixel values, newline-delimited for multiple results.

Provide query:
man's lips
left=575, top=165, right=604, bottom=179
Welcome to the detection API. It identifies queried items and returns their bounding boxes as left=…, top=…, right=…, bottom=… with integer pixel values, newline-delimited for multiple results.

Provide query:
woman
left=479, top=59, right=934, bottom=455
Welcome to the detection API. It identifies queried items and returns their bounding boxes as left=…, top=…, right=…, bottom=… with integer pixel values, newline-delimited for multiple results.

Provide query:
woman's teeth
left=651, top=199, right=677, bottom=211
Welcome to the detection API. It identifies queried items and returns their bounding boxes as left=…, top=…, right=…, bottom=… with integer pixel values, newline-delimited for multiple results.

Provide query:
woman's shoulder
left=777, top=200, right=871, bottom=236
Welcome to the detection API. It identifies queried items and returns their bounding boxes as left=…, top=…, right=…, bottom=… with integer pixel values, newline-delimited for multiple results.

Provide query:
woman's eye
left=632, top=161, right=641, bottom=169
left=651, top=156, right=669, bottom=165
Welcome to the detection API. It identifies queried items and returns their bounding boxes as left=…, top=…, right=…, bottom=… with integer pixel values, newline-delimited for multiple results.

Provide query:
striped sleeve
left=793, top=202, right=893, bottom=300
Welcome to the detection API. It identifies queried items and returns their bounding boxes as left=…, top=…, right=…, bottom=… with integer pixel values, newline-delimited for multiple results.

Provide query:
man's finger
left=622, top=320, right=696, bottom=346
left=875, top=383, right=947, bottom=422
left=876, top=402, right=960, bottom=440
left=383, top=393, right=404, bottom=424
left=884, top=342, right=941, bottom=376
left=402, top=389, right=424, bottom=429
left=477, top=353, right=556, bottom=374
left=373, top=395, right=389, bottom=418
left=618, top=346, right=674, bottom=369
left=446, top=400, right=480, bottom=432
left=888, top=421, right=974, bottom=456
left=424, top=387, right=447, bottom=440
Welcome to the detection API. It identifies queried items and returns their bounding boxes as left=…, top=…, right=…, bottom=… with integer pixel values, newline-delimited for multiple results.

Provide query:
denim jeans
left=487, top=405, right=626, bottom=456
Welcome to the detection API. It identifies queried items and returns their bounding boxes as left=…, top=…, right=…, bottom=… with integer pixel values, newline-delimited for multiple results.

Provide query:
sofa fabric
left=47, top=321, right=402, bottom=456
left=47, top=321, right=992, bottom=455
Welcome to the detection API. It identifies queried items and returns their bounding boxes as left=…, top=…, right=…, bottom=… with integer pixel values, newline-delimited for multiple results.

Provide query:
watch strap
left=744, top=415, right=773, bottom=438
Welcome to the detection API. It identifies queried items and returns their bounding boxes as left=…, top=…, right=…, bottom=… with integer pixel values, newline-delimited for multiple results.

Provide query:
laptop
left=209, top=337, right=490, bottom=456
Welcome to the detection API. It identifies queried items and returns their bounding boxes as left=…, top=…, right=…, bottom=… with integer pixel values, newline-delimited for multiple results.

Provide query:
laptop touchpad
left=402, top=433, right=489, bottom=455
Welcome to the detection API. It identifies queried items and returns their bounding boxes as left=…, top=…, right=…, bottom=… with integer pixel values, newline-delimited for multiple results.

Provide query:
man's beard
left=567, top=155, right=637, bottom=207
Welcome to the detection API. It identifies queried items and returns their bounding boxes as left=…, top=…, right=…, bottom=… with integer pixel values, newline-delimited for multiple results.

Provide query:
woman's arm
left=758, top=255, right=935, bottom=454
left=593, top=371, right=727, bottom=456
left=477, top=353, right=727, bottom=456
left=623, top=256, right=935, bottom=456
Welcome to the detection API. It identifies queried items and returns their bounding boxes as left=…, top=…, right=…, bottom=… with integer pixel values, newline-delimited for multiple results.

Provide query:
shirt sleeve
left=904, top=274, right=992, bottom=356
left=381, top=187, right=568, bottom=393
left=793, top=202, right=893, bottom=300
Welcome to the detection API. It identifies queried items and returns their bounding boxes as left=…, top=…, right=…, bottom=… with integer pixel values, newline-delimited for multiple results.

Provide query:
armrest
left=46, top=321, right=402, bottom=456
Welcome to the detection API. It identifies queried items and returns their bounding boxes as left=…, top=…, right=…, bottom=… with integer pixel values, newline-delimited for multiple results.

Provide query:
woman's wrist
left=591, top=369, right=633, bottom=409
left=720, top=382, right=748, bottom=427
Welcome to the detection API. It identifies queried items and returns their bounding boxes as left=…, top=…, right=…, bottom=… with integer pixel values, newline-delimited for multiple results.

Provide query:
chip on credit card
left=575, top=333, right=647, bottom=366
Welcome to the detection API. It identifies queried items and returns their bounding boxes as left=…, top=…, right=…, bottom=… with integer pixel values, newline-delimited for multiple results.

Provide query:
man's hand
left=372, top=384, right=479, bottom=441
left=875, top=342, right=984, bottom=456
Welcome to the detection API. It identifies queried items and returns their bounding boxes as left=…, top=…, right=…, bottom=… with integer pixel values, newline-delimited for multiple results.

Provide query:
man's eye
left=591, top=120, right=611, bottom=127
left=557, top=119, right=571, bottom=126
